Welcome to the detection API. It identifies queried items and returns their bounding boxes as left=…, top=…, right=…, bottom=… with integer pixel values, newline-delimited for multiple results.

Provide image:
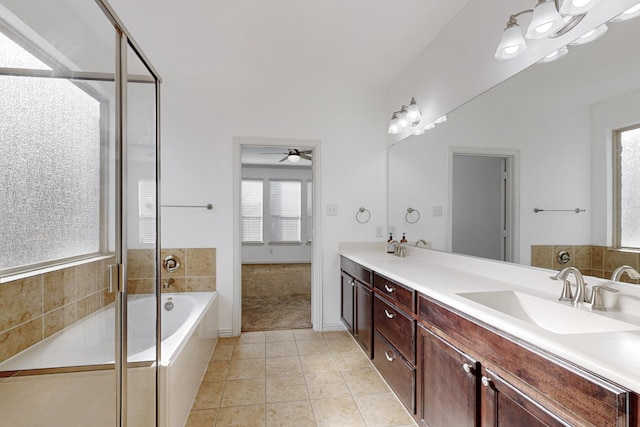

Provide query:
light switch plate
left=432, top=205, right=443, bottom=217
left=326, top=204, right=338, bottom=216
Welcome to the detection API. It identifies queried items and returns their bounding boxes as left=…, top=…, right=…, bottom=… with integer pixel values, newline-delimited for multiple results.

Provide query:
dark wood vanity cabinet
left=340, top=256, right=373, bottom=357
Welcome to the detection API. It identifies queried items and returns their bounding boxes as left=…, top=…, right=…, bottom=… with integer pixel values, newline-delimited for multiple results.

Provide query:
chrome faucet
left=550, top=267, right=588, bottom=307
left=611, top=265, right=640, bottom=282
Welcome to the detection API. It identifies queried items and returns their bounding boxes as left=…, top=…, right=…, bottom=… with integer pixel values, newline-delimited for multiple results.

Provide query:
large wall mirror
left=388, top=16, right=640, bottom=277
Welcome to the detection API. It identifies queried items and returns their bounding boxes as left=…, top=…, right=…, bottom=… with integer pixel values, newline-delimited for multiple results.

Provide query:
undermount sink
left=458, top=290, right=640, bottom=335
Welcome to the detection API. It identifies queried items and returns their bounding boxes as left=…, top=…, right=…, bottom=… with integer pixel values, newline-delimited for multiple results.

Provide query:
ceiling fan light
left=495, top=22, right=527, bottom=60
left=288, top=153, right=301, bottom=162
left=526, top=0, right=564, bottom=39
left=569, top=23, right=607, bottom=45
left=559, top=0, right=602, bottom=15
left=610, top=2, right=640, bottom=22
left=407, top=97, right=422, bottom=123
left=537, top=46, right=569, bottom=63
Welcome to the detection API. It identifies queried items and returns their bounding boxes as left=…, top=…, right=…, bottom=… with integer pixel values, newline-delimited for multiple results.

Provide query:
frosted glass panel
left=620, top=127, right=640, bottom=248
left=0, top=73, right=102, bottom=270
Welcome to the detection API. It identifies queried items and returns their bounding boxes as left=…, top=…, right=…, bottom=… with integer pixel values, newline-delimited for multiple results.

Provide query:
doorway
left=238, top=143, right=316, bottom=332
left=450, top=152, right=517, bottom=262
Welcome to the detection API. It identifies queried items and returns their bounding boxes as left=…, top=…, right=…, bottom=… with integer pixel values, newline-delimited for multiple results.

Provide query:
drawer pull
left=384, top=351, right=395, bottom=362
left=384, top=309, right=396, bottom=319
left=481, top=376, right=491, bottom=387
left=350, top=279, right=355, bottom=287
left=462, top=363, right=474, bottom=374
left=384, top=284, right=395, bottom=293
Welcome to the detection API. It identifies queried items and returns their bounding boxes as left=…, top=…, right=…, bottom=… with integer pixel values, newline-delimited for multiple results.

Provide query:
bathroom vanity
left=339, top=243, right=640, bottom=427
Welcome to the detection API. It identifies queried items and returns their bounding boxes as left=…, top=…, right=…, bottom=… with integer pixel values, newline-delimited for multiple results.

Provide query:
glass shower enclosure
left=0, top=0, right=160, bottom=425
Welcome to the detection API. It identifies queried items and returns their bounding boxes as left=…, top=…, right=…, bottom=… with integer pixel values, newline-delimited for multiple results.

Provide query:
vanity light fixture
left=397, top=105, right=410, bottom=129
left=610, top=2, right=640, bottom=22
left=559, top=0, right=602, bottom=16
left=407, top=97, right=422, bottom=123
left=388, top=98, right=423, bottom=134
left=569, top=23, right=607, bottom=45
left=527, top=0, right=565, bottom=39
left=388, top=112, right=400, bottom=134
left=537, top=46, right=569, bottom=63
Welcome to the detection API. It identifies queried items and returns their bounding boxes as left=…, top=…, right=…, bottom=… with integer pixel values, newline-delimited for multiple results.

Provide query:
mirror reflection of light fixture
left=388, top=98, right=423, bottom=134
left=610, top=2, right=640, bottom=22
left=434, top=115, right=447, bottom=124
left=559, top=0, right=602, bottom=16
left=569, top=23, right=607, bottom=45
left=537, top=45, right=569, bottom=63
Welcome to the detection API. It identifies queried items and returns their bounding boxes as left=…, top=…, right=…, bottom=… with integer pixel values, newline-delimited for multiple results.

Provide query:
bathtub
left=0, top=292, right=218, bottom=427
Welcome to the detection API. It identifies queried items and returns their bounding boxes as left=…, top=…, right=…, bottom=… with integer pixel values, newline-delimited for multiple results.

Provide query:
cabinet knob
left=462, top=363, right=474, bottom=374
left=384, top=309, right=396, bottom=319
left=384, top=351, right=395, bottom=362
left=384, top=284, right=395, bottom=293
left=350, top=279, right=355, bottom=287
left=481, top=376, right=492, bottom=387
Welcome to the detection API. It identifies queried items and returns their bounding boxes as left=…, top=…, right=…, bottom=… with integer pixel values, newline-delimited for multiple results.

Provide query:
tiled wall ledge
left=531, top=245, right=640, bottom=284
left=0, top=257, right=115, bottom=364
left=127, top=248, right=217, bottom=294
left=242, top=263, right=311, bottom=298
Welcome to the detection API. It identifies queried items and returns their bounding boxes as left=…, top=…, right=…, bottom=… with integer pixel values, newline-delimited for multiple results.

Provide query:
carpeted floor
left=242, top=294, right=312, bottom=332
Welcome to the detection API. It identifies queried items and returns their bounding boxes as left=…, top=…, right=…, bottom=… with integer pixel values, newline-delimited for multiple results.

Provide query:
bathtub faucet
left=163, top=278, right=175, bottom=289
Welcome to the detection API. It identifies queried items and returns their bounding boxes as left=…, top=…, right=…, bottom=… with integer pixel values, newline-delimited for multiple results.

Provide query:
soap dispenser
left=400, top=233, right=407, bottom=244
left=387, top=233, right=395, bottom=253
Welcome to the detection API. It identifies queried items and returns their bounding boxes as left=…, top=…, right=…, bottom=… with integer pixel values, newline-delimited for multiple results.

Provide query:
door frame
left=447, top=147, right=520, bottom=263
left=233, top=137, right=323, bottom=336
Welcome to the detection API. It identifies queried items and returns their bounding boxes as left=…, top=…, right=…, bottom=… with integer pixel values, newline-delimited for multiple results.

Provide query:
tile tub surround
left=186, top=329, right=417, bottom=427
left=531, top=244, right=640, bottom=284
left=128, top=248, right=217, bottom=294
left=0, top=257, right=115, bottom=364
left=242, top=263, right=311, bottom=298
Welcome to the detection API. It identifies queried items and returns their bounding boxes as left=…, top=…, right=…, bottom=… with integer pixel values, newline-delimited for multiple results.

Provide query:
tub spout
left=163, top=278, right=175, bottom=289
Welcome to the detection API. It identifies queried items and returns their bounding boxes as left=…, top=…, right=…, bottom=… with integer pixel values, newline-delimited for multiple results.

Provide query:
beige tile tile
left=296, top=340, right=330, bottom=356
left=592, top=245, right=605, bottom=270
left=76, top=261, right=103, bottom=298
left=322, top=330, right=351, bottom=340
left=77, top=293, right=101, bottom=320
left=354, top=393, right=416, bottom=427
left=605, top=249, right=638, bottom=272
left=326, top=337, right=360, bottom=354
left=203, top=360, right=230, bottom=382
left=311, top=396, right=366, bottom=427
left=342, top=368, right=390, bottom=396
left=43, top=268, right=76, bottom=312
left=0, top=318, right=42, bottom=363
left=216, top=405, right=265, bottom=427
left=211, top=344, right=235, bottom=361
left=101, top=287, right=116, bottom=307
left=220, top=378, right=266, bottom=407
left=239, top=331, right=266, bottom=344
left=187, top=276, right=216, bottom=292
left=127, top=278, right=155, bottom=295
left=333, top=351, right=373, bottom=372
left=185, top=408, right=218, bottom=427
left=192, top=381, right=225, bottom=410
left=217, top=337, right=238, bottom=348
left=227, top=358, right=266, bottom=380
left=129, top=249, right=158, bottom=279
left=293, top=329, right=324, bottom=341
left=573, top=245, right=592, bottom=270
left=305, top=372, right=351, bottom=399
left=266, top=401, right=315, bottom=427
left=266, top=330, right=296, bottom=343
left=266, top=341, right=299, bottom=358
left=530, top=245, right=552, bottom=268
left=300, top=354, right=339, bottom=374
left=266, top=356, right=303, bottom=377
left=233, top=343, right=266, bottom=360
left=187, top=248, right=216, bottom=277
left=43, top=303, right=76, bottom=338
left=266, top=375, right=309, bottom=403
left=0, top=275, right=42, bottom=331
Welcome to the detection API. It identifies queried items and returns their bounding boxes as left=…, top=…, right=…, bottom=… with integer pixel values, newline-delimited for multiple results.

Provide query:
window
left=138, top=180, right=156, bottom=244
left=241, top=180, right=264, bottom=242
left=614, top=125, right=640, bottom=248
left=0, top=31, right=103, bottom=273
left=306, top=181, right=313, bottom=242
left=270, top=180, right=301, bottom=242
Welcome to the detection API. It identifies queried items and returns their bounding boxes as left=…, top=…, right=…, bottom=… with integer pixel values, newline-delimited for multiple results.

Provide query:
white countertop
left=339, top=242, right=640, bottom=393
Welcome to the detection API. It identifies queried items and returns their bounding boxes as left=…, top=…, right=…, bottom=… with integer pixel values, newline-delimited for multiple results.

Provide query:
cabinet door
left=418, top=326, right=479, bottom=427
left=354, top=280, right=373, bottom=358
left=480, top=368, right=570, bottom=427
left=341, top=271, right=354, bottom=332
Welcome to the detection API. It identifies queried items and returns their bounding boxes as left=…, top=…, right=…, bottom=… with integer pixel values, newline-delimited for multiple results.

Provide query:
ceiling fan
left=261, top=148, right=312, bottom=163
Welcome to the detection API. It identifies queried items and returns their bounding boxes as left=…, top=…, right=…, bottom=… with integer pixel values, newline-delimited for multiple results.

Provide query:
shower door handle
left=108, top=263, right=124, bottom=293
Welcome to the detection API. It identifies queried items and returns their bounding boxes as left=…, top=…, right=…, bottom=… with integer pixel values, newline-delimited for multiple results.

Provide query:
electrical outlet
left=432, top=205, right=443, bottom=217
left=326, top=204, right=338, bottom=216
left=376, top=226, right=383, bottom=237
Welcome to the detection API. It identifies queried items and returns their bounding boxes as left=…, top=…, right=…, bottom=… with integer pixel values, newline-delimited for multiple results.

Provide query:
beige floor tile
left=333, top=351, right=373, bottom=371
left=233, top=343, right=266, bottom=359
left=305, top=372, right=351, bottom=399
left=293, top=329, right=325, bottom=341
left=266, top=341, right=299, bottom=358
left=220, top=378, right=266, bottom=407
left=326, top=337, right=361, bottom=353
left=215, top=404, right=265, bottom=427
left=266, top=401, right=316, bottom=427
left=300, top=354, right=339, bottom=374
left=311, top=396, right=367, bottom=427
left=342, top=368, right=390, bottom=396
left=211, top=345, right=234, bottom=361
left=354, top=393, right=416, bottom=427
left=296, top=340, right=330, bottom=356
left=266, top=330, right=296, bottom=343
left=203, top=360, right=230, bottom=382
left=266, top=375, right=309, bottom=403
left=185, top=408, right=218, bottom=427
left=227, top=358, right=266, bottom=379
left=216, top=337, right=238, bottom=348
left=239, top=331, right=267, bottom=344
left=192, top=381, right=225, bottom=410
left=322, top=330, right=351, bottom=341
left=266, top=356, right=303, bottom=377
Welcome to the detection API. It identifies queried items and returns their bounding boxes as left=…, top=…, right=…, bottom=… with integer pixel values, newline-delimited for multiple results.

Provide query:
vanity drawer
left=374, top=273, right=415, bottom=312
left=341, top=256, right=372, bottom=287
left=374, top=295, right=415, bottom=364
left=373, top=331, right=415, bottom=414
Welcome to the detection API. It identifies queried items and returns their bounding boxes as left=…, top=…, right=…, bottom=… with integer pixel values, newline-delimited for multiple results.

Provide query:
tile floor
left=186, top=329, right=418, bottom=427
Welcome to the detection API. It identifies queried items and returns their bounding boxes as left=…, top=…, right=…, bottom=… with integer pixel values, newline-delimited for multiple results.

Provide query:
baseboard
left=217, top=328, right=235, bottom=338
left=322, top=322, right=347, bottom=332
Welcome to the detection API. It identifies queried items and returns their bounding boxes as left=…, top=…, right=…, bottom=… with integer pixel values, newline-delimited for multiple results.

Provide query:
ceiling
left=108, top=0, right=471, bottom=91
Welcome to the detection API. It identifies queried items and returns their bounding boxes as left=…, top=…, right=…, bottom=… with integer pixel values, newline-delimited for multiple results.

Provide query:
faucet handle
left=582, top=285, right=619, bottom=311
left=556, top=279, right=574, bottom=302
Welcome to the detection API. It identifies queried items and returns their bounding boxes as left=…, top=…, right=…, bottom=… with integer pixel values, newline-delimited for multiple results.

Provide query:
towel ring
left=405, top=207, right=420, bottom=224
left=356, top=207, right=371, bottom=224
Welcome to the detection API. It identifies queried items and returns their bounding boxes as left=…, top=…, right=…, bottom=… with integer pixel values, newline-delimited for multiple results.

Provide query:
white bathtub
left=0, top=292, right=218, bottom=427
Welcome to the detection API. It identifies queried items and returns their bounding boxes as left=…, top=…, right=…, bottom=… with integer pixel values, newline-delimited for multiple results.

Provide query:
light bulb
left=397, top=107, right=409, bottom=129
left=288, top=154, right=300, bottom=163
left=388, top=113, right=400, bottom=134
left=407, top=98, right=422, bottom=123
left=526, top=0, right=564, bottom=39
left=495, top=21, right=527, bottom=60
